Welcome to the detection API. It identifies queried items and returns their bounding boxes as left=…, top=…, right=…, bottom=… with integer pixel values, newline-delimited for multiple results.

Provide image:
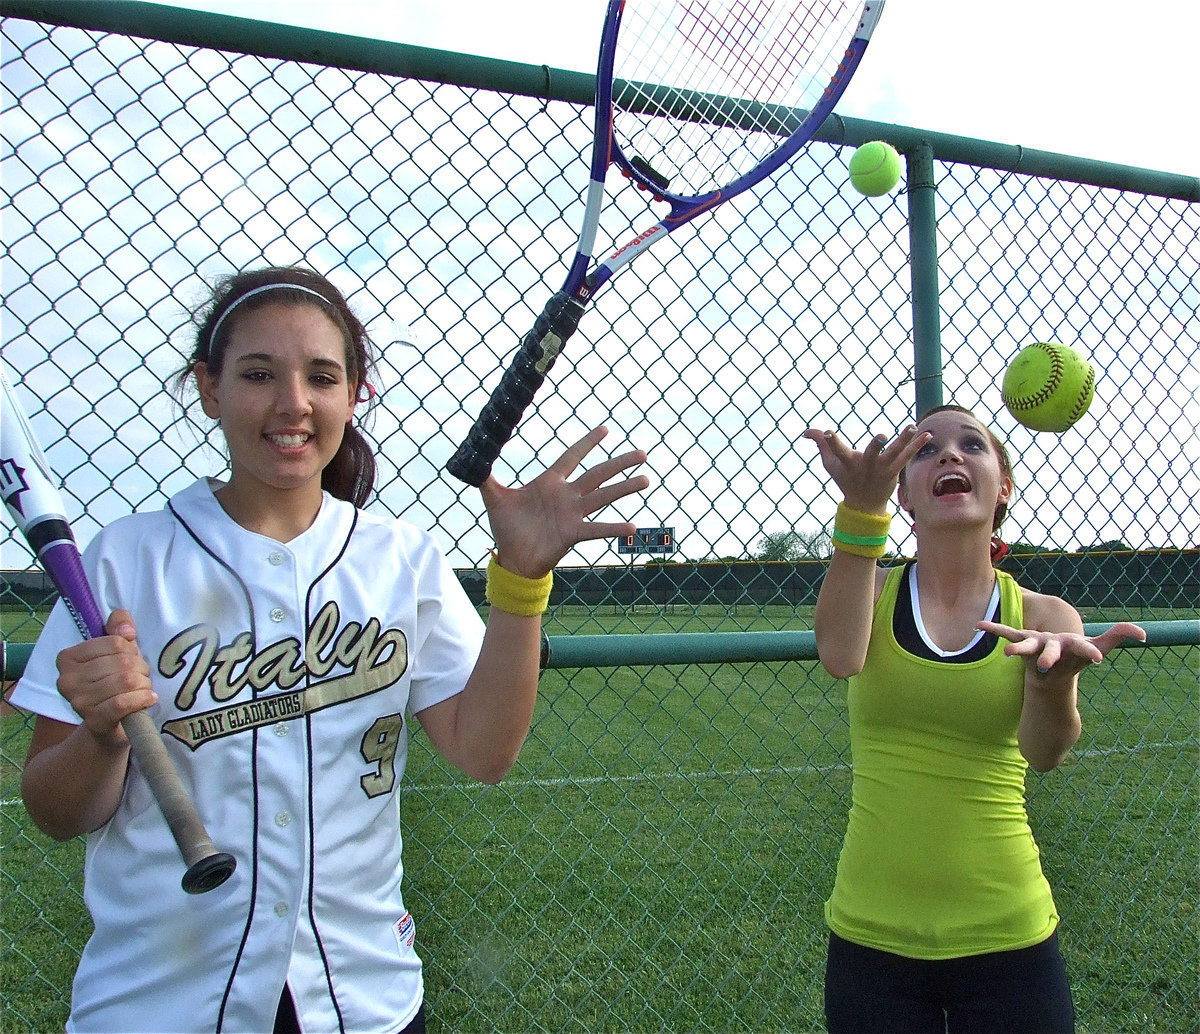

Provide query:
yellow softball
left=1001, top=342, right=1096, bottom=432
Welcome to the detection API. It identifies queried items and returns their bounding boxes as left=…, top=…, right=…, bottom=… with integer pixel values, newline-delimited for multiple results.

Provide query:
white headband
left=208, top=282, right=332, bottom=353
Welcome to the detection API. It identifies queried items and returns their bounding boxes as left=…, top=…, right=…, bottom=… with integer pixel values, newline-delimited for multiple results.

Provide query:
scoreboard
left=618, top=526, right=676, bottom=555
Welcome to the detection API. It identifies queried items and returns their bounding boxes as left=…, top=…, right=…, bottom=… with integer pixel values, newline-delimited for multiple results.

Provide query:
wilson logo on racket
left=608, top=224, right=664, bottom=260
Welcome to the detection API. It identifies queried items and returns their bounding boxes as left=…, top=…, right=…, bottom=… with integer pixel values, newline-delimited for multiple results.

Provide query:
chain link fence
left=2, top=5, right=1197, bottom=1032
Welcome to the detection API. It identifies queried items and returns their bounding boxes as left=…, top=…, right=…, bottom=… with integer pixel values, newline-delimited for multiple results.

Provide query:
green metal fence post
left=906, top=141, right=942, bottom=419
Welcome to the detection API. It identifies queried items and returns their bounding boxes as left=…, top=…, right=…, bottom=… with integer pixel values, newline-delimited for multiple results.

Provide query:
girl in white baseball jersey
left=803, top=405, right=1144, bottom=1034
left=13, top=266, right=650, bottom=1034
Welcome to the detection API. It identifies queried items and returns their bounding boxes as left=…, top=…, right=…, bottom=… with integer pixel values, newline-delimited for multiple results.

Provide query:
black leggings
left=274, top=985, right=426, bottom=1034
left=824, top=930, right=1075, bottom=1034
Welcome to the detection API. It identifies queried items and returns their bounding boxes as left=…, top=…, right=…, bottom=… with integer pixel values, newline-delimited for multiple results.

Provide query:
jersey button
left=268, top=551, right=285, bottom=566
left=274, top=902, right=289, bottom=917
left=270, top=608, right=285, bottom=622
left=275, top=811, right=291, bottom=827
left=274, top=723, right=290, bottom=737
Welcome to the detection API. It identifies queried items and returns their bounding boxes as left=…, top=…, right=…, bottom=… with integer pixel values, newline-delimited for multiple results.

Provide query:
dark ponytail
left=322, top=419, right=377, bottom=509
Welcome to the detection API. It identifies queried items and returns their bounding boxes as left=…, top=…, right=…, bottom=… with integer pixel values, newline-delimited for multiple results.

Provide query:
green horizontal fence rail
left=2, top=3, right=1197, bottom=1033
left=544, top=621, right=1197, bottom=669
left=5, top=621, right=1194, bottom=680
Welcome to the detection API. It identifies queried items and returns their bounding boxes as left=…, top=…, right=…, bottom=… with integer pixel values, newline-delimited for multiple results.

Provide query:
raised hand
left=802, top=424, right=930, bottom=513
left=478, top=426, right=649, bottom=578
left=978, top=619, right=1147, bottom=677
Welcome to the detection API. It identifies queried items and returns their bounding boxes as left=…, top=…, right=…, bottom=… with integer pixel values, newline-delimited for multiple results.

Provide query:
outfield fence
left=1, top=3, right=1197, bottom=1032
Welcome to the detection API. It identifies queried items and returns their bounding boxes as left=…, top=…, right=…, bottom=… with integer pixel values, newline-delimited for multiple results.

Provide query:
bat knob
left=181, top=851, right=238, bottom=895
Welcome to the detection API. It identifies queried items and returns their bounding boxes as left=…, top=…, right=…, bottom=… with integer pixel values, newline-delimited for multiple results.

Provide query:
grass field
left=2, top=606, right=1196, bottom=1032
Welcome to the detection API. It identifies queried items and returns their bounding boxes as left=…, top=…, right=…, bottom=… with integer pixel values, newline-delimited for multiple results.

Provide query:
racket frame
left=445, top=0, right=886, bottom=484
left=569, top=0, right=886, bottom=300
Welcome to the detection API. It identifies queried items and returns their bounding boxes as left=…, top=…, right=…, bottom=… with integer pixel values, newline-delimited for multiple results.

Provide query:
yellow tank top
left=824, top=565, right=1059, bottom=959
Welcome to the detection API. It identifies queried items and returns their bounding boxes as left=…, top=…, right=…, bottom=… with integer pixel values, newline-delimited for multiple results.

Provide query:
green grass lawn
left=2, top=607, right=1196, bottom=1033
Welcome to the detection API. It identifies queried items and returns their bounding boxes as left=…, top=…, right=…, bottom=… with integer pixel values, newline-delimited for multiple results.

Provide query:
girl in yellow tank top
left=804, top=405, right=1144, bottom=1034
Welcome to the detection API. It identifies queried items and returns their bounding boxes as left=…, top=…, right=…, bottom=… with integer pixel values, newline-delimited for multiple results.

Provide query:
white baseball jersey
left=12, top=478, right=485, bottom=1034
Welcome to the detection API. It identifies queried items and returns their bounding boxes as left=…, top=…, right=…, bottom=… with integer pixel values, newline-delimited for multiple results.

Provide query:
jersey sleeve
left=404, top=538, right=486, bottom=716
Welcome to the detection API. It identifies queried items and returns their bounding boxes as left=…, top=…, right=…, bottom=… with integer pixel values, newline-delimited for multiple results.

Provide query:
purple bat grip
left=40, top=536, right=106, bottom=641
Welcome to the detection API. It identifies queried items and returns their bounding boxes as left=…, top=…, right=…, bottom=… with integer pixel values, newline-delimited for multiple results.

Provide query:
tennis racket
left=1, top=368, right=236, bottom=894
left=446, top=0, right=886, bottom=485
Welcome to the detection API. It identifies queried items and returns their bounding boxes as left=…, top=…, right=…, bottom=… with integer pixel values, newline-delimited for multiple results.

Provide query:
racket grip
left=446, top=291, right=584, bottom=486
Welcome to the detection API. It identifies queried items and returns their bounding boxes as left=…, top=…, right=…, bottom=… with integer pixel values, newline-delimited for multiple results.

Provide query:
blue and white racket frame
left=446, top=0, right=885, bottom=486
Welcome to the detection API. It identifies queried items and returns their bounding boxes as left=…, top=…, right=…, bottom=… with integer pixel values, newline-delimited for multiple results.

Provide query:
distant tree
left=1079, top=539, right=1132, bottom=553
left=797, top=527, right=833, bottom=558
left=756, top=528, right=831, bottom=561
left=756, top=530, right=801, bottom=561
left=1006, top=541, right=1054, bottom=555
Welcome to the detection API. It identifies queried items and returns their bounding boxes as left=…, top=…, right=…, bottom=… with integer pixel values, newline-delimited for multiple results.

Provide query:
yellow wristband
left=485, top=553, right=553, bottom=616
left=832, top=503, right=891, bottom=559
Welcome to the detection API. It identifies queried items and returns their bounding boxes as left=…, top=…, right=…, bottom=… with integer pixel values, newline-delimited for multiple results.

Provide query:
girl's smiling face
left=195, top=301, right=357, bottom=509
left=899, top=408, right=1014, bottom=532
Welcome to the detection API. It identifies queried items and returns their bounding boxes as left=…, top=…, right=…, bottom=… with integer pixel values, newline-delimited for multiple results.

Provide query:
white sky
left=3, top=1, right=1196, bottom=568
left=174, top=0, right=1200, bottom=177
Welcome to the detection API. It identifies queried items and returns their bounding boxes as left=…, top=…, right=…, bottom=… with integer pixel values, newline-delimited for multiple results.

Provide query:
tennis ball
left=848, top=140, right=902, bottom=197
left=1001, top=342, right=1096, bottom=432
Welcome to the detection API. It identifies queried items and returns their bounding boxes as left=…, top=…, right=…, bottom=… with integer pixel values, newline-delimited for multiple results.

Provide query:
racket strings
left=613, top=0, right=861, bottom=196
